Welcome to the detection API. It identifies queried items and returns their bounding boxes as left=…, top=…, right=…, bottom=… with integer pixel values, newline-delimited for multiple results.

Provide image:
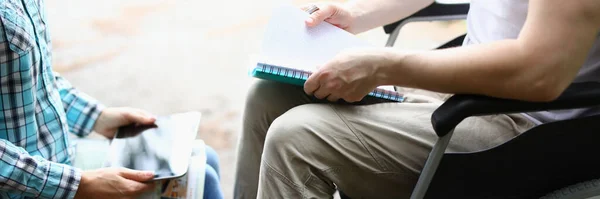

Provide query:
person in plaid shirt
left=1, top=0, right=159, bottom=198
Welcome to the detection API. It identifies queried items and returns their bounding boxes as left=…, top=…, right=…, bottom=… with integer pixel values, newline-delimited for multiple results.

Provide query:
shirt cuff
left=81, top=103, right=105, bottom=136
left=37, top=162, right=82, bottom=199
left=66, top=100, right=106, bottom=137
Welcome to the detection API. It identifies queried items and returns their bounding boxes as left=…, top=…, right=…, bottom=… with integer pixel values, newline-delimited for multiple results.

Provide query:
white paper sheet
left=259, top=5, right=395, bottom=91
left=260, top=5, right=370, bottom=70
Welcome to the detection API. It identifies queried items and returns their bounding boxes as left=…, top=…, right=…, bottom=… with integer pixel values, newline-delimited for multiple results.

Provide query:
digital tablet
left=104, top=111, right=201, bottom=180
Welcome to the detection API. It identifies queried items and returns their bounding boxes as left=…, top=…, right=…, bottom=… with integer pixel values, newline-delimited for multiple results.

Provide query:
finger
left=317, top=80, right=342, bottom=100
left=336, top=89, right=356, bottom=103
left=343, top=94, right=365, bottom=103
left=305, top=4, right=335, bottom=27
left=326, top=93, right=341, bottom=102
left=133, top=110, right=157, bottom=124
left=119, top=168, right=155, bottom=182
left=313, top=85, right=332, bottom=99
left=123, top=111, right=156, bottom=125
left=321, top=80, right=343, bottom=101
left=304, top=72, right=321, bottom=95
left=121, top=178, right=156, bottom=196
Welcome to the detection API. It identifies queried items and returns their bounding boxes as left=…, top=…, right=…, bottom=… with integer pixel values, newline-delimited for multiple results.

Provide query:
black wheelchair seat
left=426, top=114, right=600, bottom=199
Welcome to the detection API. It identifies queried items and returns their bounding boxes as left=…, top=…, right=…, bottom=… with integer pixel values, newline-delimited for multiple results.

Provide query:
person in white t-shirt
left=233, top=0, right=600, bottom=198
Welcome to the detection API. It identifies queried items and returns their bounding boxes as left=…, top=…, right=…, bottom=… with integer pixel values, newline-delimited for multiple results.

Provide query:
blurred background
left=47, top=0, right=465, bottom=198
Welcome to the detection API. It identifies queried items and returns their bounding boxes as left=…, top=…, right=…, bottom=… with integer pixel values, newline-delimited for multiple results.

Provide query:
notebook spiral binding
left=256, top=63, right=405, bottom=102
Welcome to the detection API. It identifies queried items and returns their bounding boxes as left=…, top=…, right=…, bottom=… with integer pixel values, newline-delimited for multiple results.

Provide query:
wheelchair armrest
left=383, top=1, right=470, bottom=34
left=431, top=82, right=600, bottom=136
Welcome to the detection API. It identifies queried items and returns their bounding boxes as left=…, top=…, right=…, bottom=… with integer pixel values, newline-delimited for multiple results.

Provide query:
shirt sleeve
left=0, top=140, right=82, bottom=199
left=54, top=73, right=105, bottom=137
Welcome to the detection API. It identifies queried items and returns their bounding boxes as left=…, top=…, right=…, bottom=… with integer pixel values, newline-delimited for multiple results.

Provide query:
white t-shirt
left=464, top=0, right=600, bottom=123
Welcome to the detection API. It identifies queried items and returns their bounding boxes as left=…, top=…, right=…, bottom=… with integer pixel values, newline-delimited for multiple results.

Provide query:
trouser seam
left=328, top=104, right=389, bottom=171
left=263, top=160, right=306, bottom=198
left=305, top=173, right=335, bottom=196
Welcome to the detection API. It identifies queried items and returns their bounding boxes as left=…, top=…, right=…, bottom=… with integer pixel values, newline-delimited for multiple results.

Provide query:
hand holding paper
left=301, top=3, right=357, bottom=33
left=251, top=5, right=404, bottom=102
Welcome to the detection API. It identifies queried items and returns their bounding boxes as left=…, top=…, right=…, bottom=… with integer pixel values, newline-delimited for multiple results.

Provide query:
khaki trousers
left=234, top=80, right=535, bottom=199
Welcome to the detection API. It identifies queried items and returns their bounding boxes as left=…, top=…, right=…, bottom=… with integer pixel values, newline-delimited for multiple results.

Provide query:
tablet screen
left=105, top=112, right=201, bottom=180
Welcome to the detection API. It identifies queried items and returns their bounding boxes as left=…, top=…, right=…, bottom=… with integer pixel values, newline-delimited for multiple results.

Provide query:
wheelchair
left=339, top=1, right=600, bottom=198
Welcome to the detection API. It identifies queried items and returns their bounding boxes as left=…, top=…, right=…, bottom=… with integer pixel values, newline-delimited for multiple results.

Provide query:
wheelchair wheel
left=541, top=178, right=600, bottom=199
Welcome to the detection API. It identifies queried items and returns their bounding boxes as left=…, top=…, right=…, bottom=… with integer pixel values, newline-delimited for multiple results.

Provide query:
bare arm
left=380, top=0, right=600, bottom=102
left=304, top=0, right=433, bottom=34
left=346, top=0, right=434, bottom=34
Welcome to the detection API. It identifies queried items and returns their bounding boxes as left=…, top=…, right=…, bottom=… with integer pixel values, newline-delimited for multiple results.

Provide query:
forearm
left=345, top=0, right=434, bottom=34
left=379, top=0, right=600, bottom=102
left=379, top=40, right=574, bottom=102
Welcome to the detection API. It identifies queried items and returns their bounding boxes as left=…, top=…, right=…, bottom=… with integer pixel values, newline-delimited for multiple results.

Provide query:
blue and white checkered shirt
left=1, top=0, right=104, bottom=198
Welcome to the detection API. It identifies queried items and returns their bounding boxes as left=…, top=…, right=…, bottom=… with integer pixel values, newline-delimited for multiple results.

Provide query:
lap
left=248, top=80, right=536, bottom=197
left=269, top=100, right=532, bottom=169
left=264, top=101, right=534, bottom=197
left=252, top=79, right=535, bottom=167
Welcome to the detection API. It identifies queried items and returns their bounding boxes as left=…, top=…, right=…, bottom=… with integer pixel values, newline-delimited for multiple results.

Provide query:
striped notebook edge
left=252, top=62, right=405, bottom=102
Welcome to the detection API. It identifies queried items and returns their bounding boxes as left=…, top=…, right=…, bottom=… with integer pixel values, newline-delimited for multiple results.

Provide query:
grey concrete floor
left=47, top=0, right=465, bottom=198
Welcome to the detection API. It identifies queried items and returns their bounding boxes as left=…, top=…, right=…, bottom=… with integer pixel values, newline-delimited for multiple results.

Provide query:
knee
left=245, top=80, right=288, bottom=108
left=242, top=80, right=307, bottom=139
left=205, top=145, right=220, bottom=175
left=205, top=165, right=220, bottom=184
left=204, top=165, right=223, bottom=199
left=266, top=106, right=311, bottom=146
left=263, top=105, right=330, bottom=159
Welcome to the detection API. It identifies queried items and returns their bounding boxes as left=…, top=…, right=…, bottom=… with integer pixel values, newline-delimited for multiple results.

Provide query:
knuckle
left=304, top=82, right=316, bottom=94
left=114, top=170, right=124, bottom=177
left=321, top=4, right=335, bottom=13
left=315, top=92, right=328, bottom=99
left=314, top=93, right=324, bottom=99
left=303, top=87, right=312, bottom=94
left=117, top=168, right=129, bottom=175
left=325, top=82, right=340, bottom=90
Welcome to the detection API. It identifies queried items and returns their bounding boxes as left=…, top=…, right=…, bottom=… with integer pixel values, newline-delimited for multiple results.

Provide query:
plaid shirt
left=0, top=0, right=104, bottom=198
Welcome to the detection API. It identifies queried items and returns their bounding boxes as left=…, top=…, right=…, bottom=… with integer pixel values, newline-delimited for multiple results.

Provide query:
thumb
left=304, top=4, right=336, bottom=27
left=119, top=168, right=155, bottom=182
left=123, top=110, right=156, bottom=125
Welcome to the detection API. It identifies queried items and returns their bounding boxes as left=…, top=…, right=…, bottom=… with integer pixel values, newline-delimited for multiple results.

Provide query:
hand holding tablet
left=104, top=112, right=202, bottom=180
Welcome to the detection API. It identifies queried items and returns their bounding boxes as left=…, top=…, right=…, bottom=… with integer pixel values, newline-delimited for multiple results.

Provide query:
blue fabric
left=205, top=145, right=220, bottom=176
left=204, top=165, right=223, bottom=199
left=203, top=146, right=223, bottom=199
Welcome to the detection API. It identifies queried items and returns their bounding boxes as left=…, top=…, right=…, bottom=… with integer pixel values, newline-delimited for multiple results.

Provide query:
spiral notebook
left=250, top=5, right=405, bottom=102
